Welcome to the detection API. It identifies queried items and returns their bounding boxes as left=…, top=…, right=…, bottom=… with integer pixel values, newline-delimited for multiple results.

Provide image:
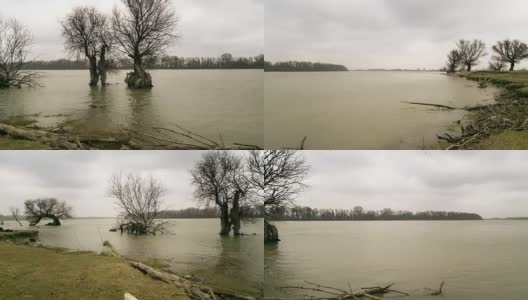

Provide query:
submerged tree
left=0, top=18, right=39, bottom=88
left=491, top=39, right=528, bottom=71
left=111, top=0, right=179, bottom=89
left=24, top=198, right=72, bottom=226
left=456, top=39, right=487, bottom=72
left=109, top=172, right=167, bottom=235
left=191, top=151, right=249, bottom=236
left=445, top=49, right=461, bottom=73
left=61, top=7, right=111, bottom=86
left=247, top=150, right=309, bottom=243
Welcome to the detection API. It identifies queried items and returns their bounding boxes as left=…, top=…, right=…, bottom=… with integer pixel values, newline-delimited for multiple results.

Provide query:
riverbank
left=0, top=229, right=256, bottom=300
left=0, top=115, right=262, bottom=150
left=435, top=71, right=528, bottom=150
left=0, top=240, right=189, bottom=299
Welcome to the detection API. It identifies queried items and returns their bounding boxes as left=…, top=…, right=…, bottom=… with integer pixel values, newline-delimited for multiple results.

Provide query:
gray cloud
left=0, top=151, right=208, bottom=217
left=300, top=151, right=528, bottom=218
left=1, top=0, right=263, bottom=60
left=265, top=0, right=528, bottom=69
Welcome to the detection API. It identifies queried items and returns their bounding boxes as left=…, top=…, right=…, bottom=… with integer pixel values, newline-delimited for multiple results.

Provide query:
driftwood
left=264, top=281, right=443, bottom=300
left=129, top=261, right=255, bottom=300
left=402, top=101, right=491, bottom=111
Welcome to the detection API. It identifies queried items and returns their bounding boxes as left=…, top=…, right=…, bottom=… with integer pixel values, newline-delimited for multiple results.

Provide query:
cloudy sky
left=0, top=0, right=263, bottom=60
left=266, top=0, right=528, bottom=69
left=0, top=151, right=206, bottom=217
left=301, top=151, right=528, bottom=218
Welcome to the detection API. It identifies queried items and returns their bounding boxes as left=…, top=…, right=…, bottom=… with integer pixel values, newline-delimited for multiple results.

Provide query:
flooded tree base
left=125, top=71, right=153, bottom=89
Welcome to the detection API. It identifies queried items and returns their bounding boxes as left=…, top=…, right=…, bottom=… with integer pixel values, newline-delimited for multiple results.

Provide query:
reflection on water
left=264, top=221, right=528, bottom=300
left=0, top=70, right=263, bottom=146
left=265, top=71, right=498, bottom=149
left=3, top=218, right=263, bottom=297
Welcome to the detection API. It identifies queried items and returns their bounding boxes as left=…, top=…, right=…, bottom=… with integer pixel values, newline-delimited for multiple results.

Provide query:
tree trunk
left=219, top=205, right=231, bottom=236
left=264, top=219, right=280, bottom=243
left=230, top=191, right=241, bottom=236
left=49, top=216, right=61, bottom=226
left=98, top=46, right=108, bottom=86
left=89, top=56, right=99, bottom=86
left=466, top=64, right=472, bottom=72
left=510, top=62, right=515, bottom=72
left=125, top=58, right=153, bottom=89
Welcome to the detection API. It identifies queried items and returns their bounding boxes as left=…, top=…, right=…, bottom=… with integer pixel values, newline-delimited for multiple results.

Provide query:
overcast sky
left=0, top=0, right=263, bottom=60
left=301, top=151, right=528, bottom=218
left=0, top=151, right=206, bottom=217
left=1, top=151, right=526, bottom=219
left=266, top=0, right=528, bottom=70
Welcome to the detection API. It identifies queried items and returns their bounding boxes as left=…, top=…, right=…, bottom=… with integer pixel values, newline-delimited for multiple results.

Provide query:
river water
left=265, top=71, right=499, bottom=149
left=265, top=221, right=528, bottom=300
left=0, top=70, right=263, bottom=147
left=3, top=218, right=263, bottom=297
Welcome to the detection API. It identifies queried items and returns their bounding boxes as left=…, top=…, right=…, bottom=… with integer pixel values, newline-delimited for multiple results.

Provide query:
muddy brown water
left=265, top=71, right=499, bottom=149
left=0, top=70, right=263, bottom=147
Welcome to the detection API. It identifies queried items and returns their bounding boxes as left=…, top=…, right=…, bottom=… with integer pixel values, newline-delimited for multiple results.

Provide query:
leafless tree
left=489, top=56, right=506, bottom=71
left=456, top=39, right=487, bottom=72
left=9, top=207, right=23, bottom=226
left=109, top=172, right=167, bottom=235
left=191, top=151, right=249, bottom=236
left=247, top=150, right=309, bottom=243
left=61, top=7, right=111, bottom=86
left=112, top=0, right=179, bottom=88
left=0, top=18, right=39, bottom=88
left=491, top=39, right=528, bottom=71
left=24, top=198, right=72, bottom=226
left=446, top=49, right=461, bottom=73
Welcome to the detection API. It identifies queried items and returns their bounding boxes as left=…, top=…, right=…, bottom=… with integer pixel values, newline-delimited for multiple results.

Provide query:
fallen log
left=129, top=261, right=255, bottom=300
left=401, top=101, right=456, bottom=110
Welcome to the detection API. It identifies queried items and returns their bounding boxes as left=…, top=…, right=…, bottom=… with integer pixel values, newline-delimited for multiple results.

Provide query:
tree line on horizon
left=445, top=38, right=528, bottom=73
left=270, top=206, right=483, bottom=221
left=23, top=54, right=264, bottom=70
left=264, top=60, right=348, bottom=72
left=158, top=207, right=263, bottom=219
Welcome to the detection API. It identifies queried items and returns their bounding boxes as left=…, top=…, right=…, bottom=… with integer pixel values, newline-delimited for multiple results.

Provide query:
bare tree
left=489, top=56, right=506, bottom=71
left=61, top=7, right=110, bottom=86
left=456, top=39, right=487, bottom=72
left=0, top=18, right=39, bottom=88
left=191, top=151, right=248, bottom=236
left=111, top=0, right=179, bottom=88
left=247, top=150, right=309, bottom=243
left=491, top=39, right=528, bottom=71
left=109, top=172, right=167, bottom=235
left=24, top=198, right=72, bottom=226
left=446, top=49, right=461, bottom=73
left=9, top=207, right=23, bottom=226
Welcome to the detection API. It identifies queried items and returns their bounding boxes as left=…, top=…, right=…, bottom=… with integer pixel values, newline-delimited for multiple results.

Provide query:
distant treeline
left=270, top=206, right=483, bottom=221
left=23, top=53, right=264, bottom=70
left=159, top=207, right=263, bottom=219
left=264, top=61, right=348, bottom=72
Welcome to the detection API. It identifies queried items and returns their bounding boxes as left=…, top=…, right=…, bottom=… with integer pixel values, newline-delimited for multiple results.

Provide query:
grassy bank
left=0, top=241, right=188, bottom=299
left=462, top=71, right=528, bottom=96
left=444, top=71, right=528, bottom=149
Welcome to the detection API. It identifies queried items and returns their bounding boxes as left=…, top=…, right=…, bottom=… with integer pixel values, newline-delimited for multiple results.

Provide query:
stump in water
left=265, top=220, right=280, bottom=243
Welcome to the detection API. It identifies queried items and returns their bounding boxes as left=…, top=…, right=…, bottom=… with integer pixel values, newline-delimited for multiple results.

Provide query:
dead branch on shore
left=129, top=261, right=255, bottom=300
left=437, top=90, right=528, bottom=149
left=264, top=281, right=443, bottom=300
left=402, top=101, right=491, bottom=111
